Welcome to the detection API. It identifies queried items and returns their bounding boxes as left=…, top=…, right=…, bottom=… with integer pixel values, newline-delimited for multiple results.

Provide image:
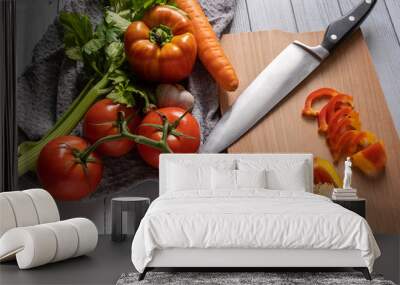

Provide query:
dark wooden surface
left=111, top=197, right=150, bottom=242
left=332, top=199, right=366, bottom=218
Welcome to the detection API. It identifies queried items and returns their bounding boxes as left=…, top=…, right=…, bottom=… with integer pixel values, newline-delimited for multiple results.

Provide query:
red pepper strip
left=317, top=94, right=354, bottom=133
left=359, top=130, right=377, bottom=148
left=326, top=109, right=361, bottom=148
left=331, top=130, right=360, bottom=161
left=352, top=141, right=387, bottom=176
left=328, top=106, right=355, bottom=132
left=302, top=88, right=340, bottom=117
left=331, top=130, right=376, bottom=162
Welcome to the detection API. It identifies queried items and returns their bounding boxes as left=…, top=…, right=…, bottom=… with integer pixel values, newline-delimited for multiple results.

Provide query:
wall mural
left=6, top=0, right=400, bottom=234
left=15, top=0, right=234, bottom=200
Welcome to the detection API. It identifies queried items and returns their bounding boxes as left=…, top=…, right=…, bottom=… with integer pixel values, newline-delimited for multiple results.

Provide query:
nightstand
left=332, top=198, right=366, bottom=218
left=111, top=197, right=150, bottom=242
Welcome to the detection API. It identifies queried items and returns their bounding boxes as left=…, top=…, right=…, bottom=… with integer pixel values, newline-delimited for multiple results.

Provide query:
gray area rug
left=116, top=272, right=396, bottom=285
left=17, top=0, right=236, bottom=198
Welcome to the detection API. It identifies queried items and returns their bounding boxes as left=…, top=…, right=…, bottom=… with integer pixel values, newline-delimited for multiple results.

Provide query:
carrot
left=175, top=0, right=239, bottom=91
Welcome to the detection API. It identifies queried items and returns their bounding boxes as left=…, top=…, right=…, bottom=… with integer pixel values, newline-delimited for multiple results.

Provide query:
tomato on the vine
left=137, top=107, right=200, bottom=168
left=83, top=99, right=141, bottom=157
left=37, top=136, right=103, bottom=201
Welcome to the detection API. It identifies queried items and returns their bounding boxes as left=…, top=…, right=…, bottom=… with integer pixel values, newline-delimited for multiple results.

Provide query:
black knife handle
left=321, top=0, right=377, bottom=52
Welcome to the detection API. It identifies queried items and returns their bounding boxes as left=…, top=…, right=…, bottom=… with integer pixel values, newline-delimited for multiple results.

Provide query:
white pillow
left=237, top=159, right=308, bottom=191
left=266, top=166, right=307, bottom=191
left=211, top=168, right=236, bottom=190
left=236, top=169, right=267, bottom=189
left=167, top=163, right=211, bottom=191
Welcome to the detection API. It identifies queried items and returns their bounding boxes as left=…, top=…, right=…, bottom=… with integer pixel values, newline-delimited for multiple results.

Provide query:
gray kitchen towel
left=17, top=0, right=237, bottom=198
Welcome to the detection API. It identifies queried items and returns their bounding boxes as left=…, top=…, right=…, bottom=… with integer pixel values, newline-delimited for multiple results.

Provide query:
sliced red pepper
left=331, top=130, right=360, bottom=161
left=352, top=141, right=386, bottom=176
left=328, top=106, right=356, bottom=132
left=331, top=130, right=377, bottom=162
left=326, top=108, right=361, bottom=148
left=302, top=88, right=340, bottom=117
left=317, top=94, right=354, bottom=133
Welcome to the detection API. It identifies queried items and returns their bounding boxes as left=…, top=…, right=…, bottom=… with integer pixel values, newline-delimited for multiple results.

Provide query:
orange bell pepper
left=313, top=157, right=342, bottom=187
left=317, top=94, right=354, bottom=133
left=302, top=88, right=340, bottom=117
left=124, top=5, right=197, bottom=83
left=352, top=141, right=387, bottom=176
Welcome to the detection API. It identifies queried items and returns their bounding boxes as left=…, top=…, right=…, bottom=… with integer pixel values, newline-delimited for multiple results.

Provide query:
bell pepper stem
left=149, top=24, right=173, bottom=46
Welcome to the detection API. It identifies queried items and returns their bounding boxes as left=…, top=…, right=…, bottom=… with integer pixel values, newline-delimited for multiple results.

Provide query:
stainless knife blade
left=200, top=42, right=328, bottom=153
left=200, top=0, right=376, bottom=153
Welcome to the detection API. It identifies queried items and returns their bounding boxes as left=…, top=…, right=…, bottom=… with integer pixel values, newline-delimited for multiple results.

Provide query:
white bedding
left=131, top=190, right=380, bottom=273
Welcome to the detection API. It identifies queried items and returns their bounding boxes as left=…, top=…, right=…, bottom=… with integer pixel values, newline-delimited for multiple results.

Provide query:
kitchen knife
left=200, top=0, right=376, bottom=153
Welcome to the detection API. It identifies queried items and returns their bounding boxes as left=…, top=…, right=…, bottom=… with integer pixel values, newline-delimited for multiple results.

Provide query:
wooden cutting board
left=219, top=30, right=400, bottom=234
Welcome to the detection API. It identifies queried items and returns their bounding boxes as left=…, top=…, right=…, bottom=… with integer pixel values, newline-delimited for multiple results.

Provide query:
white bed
left=131, top=154, right=380, bottom=280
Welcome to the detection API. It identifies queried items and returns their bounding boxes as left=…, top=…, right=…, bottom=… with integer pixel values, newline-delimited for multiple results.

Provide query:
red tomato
left=83, top=99, right=141, bottom=157
left=37, top=136, right=103, bottom=201
left=137, top=107, right=200, bottom=168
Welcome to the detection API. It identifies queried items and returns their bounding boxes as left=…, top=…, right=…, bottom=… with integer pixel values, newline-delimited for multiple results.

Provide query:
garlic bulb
left=156, top=84, right=194, bottom=111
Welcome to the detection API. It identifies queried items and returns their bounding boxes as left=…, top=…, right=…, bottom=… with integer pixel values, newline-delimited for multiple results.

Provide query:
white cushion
left=237, top=159, right=308, bottom=191
left=266, top=166, right=307, bottom=191
left=236, top=169, right=267, bottom=189
left=160, top=154, right=313, bottom=195
left=1, top=191, right=39, bottom=227
left=66, top=218, right=98, bottom=257
left=167, top=163, right=211, bottom=191
left=211, top=168, right=236, bottom=190
left=166, top=161, right=236, bottom=192
left=0, top=218, right=97, bottom=269
left=42, top=221, right=78, bottom=262
left=23, top=189, right=60, bottom=224
left=0, top=226, right=57, bottom=268
left=0, top=196, right=17, bottom=237
left=0, top=189, right=60, bottom=238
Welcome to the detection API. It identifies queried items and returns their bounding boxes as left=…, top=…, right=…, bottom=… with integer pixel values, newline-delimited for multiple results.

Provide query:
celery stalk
left=18, top=75, right=110, bottom=176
